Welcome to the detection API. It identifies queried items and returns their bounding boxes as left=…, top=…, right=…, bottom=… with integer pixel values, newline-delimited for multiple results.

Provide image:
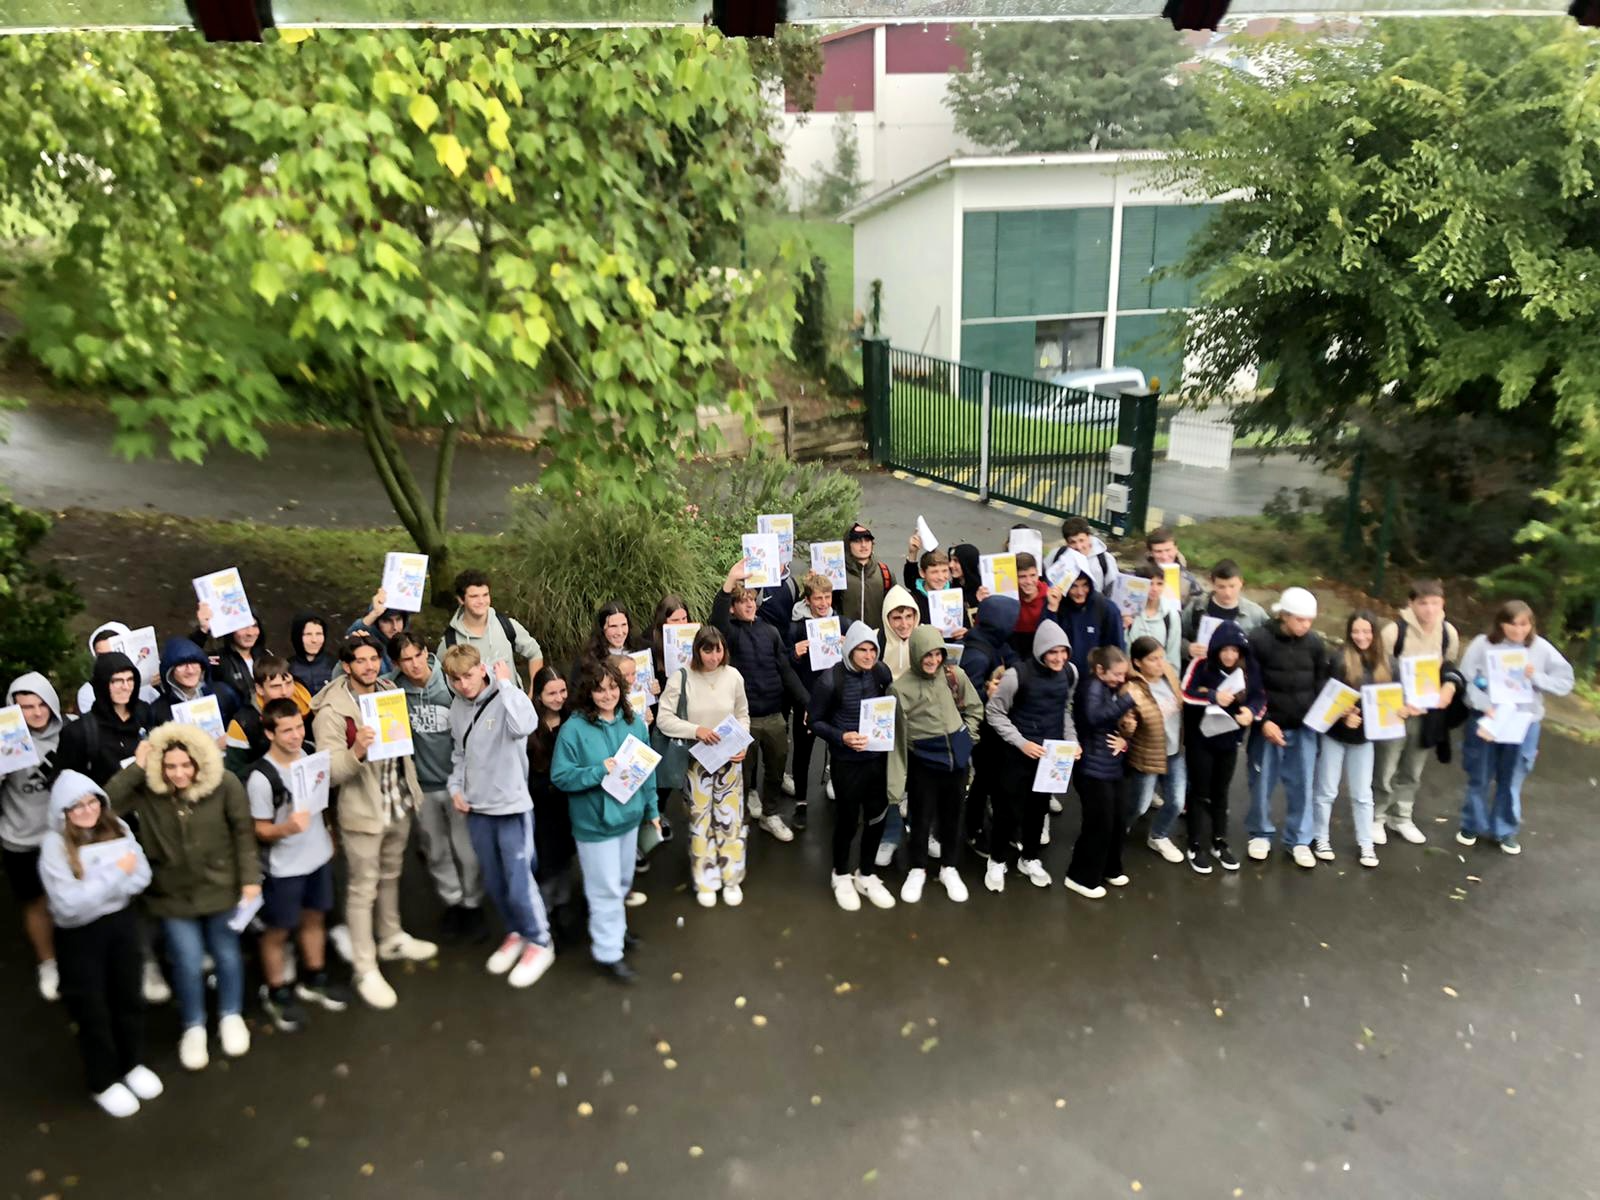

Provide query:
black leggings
left=1066, top=775, right=1124, bottom=887
left=1184, top=736, right=1238, bottom=849
left=989, top=746, right=1049, bottom=868
left=830, top=756, right=888, bottom=874
left=963, top=727, right=1003, bottom=847
left=56, top=906, right=145, bottom=1094
left=791, top=712, right=818, bottom=805
left=906, top=757, right=965, bottom=871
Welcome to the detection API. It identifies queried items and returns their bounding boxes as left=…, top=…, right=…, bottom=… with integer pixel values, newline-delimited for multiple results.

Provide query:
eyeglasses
left=67, top=798, right=102, bottom=814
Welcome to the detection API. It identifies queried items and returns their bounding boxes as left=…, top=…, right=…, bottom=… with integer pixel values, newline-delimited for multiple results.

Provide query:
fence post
left=861, top=337, right=889, bottom=464
left=1341, top=447, right=1366, bottom=558
left=978, top=370, right=992, bottom=502
left=1125, top=389, right=1160, bottom=536
left=1371, top=476, right=1398, bottom=597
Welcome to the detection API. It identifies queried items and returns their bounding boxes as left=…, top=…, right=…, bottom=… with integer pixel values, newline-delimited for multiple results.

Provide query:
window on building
left=1034, top=317, right=1103, bottom=380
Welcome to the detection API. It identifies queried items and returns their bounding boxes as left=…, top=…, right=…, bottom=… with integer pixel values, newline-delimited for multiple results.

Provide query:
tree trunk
left=357, top=380, right=453, bottom=611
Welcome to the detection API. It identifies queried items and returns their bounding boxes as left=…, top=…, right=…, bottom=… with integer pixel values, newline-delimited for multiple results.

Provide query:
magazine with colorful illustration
left=979, top=553, right=1019, bottom=599
left=811, top=541, right=847, bottom=590
left=0, top=706, right=40, bottom=775
left=111, top=625, right=160, bottom=688
left=192, top=567, right=255, bottom=638
left=859, top=696, right=897, bottom=751
left=171, top=696, right=226, bottom=741
left=1486, top=646, right=1532, bottom=707
left=359, top=690, right=414, bottom=761
left=1360, top=683, right=1407, bottom=741
left=1399, top=655, right=1442, bottom=710
left=1031, top=739, right=1080, bottom=794
left=1304, top=679, right=1361, bottom=734
left=928, top=589, right=964, bottom=636
left=288, top=751, right=331, bottom=815
left=742, top=532, right=781, bottom=589
left=1112, top=573, right=1151, bottom=620
left=603, top=735, right=662, bottom=802
left=757, top=513, right=795, bottom=566
left=689, top=714, right=754, bottom=773
left=806, top=616, right=843, bottom=671
left=380, top=552, right=430, bottom=613
left=663, top=624, right=701, bottom=677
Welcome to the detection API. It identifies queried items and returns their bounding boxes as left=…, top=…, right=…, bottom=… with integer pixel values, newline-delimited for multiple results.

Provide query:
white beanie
left=1273, top=586, right=1318, bottom=619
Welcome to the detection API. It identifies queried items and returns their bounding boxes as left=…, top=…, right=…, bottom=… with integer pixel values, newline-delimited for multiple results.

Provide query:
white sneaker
left=486, top=933, right=524, bottom=975
left=832, top=873, right=862, bottom=911
left=123, top=1065, right=163, bottom=1101
left=1105, top=874, right=1130, bottom=887
left=939, top=867, right=969, bottom=903
left=1455, top=831, right=1478, bottom=847
left=1313, top=838, right=1336, bottom=862
left=329, top=924, right=354, bottom=963
left=37, top=959, right=59, bottom=1002
left=984, top=861, right=1006, bottom=893
left=624, top=891, right=648, bottom=907
left=722, top=884, right=744, bottom=907
left=1246, top=837, right=1271, bottom=861
left=1370, top=821, right=1388, bottom=846
left=355, top=971, right=398, bottom=1010
left=928, top=835, right=942, bottom=858
left=900, top=868, right=926, bottom=904
left=1039, top=821, right=1051, bottom=846
left=379, top=932, right=439, bottom=962
left=747, top=792, right=764, bottom=819
left=854, top=873, right=896, bottom=909
left=1359, top=846, right=1379, bottom=868
left=759, top=814, right=794, bottom=842
left=781, top=773, right=797, bottom=797
left=1291, top=844, right=1316, bottom=869
left=1017, top=858, right=1051, bottom=888
left=218, top=1014, right=250, bottom=1058
left=874, top=840, right=896, bottom=869
left=178, top=1026, right=209, bottom=1072
left=1393, top=820, right=1427, bottom=846
left=1147, top=836, right=1184, bottom=864
left=1063, top=876, right=1107, bottom=900
left=695, top=889, right=717, bottom=909
left=142, top=959, right=170, bottom=1005
left=94, top=1082, right=140, bottom=1118
left=508, top=943, right=555, bottom=989
left=824, top=777, right=836, bottom=801
left=1049, top=796, right=1064, bottom=814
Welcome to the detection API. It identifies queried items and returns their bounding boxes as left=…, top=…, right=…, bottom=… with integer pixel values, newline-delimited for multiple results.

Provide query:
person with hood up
left=312, top=634, right=437, bottom=1010
left=712, top=560, right=809, bottom=841
left=288, top=611, right=339, bottom=696
left=1044, top=551, right=1126, bottom=718
left=38, top=770, right=159, bottom=1118
left=443, top=644, right=555, bottom=990
left=888, top=625, right=984, bottom=905
left=51, top=652, right=152, bottom=787
left=808, top=621, right=897, bottom=911
left=107, top=724, right=259, bottom=1072
left=438, top=569, right=544, bottom=689
left=1045, top=516, right=1119, bottom=598
left=150, top=635, right=241, bottom=729
left=348, top=588, right=412, bottom=673
left=74, top=623, right=160, bottom=715
left=4, top=672, right=66, bottom=1000
left=193, top=602, right=268, bottom=711
left=982, top=623, right=1081, bottom=893
left=872, top=585, right=923, bottom=867
left=948, top=543, right=987, bottom=624
left=834, top=522, right=895, bottom=631
left=1179, top=620, right=1265, bottom=874
left=1246, top=587, right=1329, bottom=867
left=780, top=572, right=839, bottom=830
left=956, top=593, right=1019, bottom=859
left=1063, top=646, right=1138, bottom=900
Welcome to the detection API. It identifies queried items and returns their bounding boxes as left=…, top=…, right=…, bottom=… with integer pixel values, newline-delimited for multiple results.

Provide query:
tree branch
left=433, top=420, right=458, bottom=533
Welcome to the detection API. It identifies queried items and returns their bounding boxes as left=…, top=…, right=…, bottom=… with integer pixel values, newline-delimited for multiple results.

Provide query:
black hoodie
left=48, top=652, right=152, bottom=786
left=288, top=611, right=338, bottom=696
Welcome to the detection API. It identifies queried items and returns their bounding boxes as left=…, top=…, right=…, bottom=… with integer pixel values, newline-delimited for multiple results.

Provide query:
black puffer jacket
left=711, top=590, right=809, bottom=719
left=1248, top=621, right=1327, bottom=730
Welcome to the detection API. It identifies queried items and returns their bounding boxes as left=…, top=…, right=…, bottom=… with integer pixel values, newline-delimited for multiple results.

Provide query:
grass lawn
left=746, top=214, right=854, bottom=325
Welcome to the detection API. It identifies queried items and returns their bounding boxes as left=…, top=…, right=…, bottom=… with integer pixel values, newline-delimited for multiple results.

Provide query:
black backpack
left=443, top=611, right=518, bottom=650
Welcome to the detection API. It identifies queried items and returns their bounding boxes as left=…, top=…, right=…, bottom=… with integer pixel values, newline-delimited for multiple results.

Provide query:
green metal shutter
left=1070, top=208, right=1114, bottom=314
left=961, top=211, right=998, bottom=320
left=960, top=320, right=1035, bottom=377
left=1117, top=205, right=1158, bottom=312
left=1150, top=205, right=1206, bottom=310
left=993, top=211, right=1039, bottom=318
left=1113, top=312, right=1183, bottom=391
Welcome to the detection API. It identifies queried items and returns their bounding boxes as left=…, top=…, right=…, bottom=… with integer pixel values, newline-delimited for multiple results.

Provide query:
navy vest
left=1010, top=659, right=1076, bottom=743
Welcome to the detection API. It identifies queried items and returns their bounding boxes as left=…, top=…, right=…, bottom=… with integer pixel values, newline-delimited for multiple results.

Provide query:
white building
left=842, top=151, right=1209, bottom=389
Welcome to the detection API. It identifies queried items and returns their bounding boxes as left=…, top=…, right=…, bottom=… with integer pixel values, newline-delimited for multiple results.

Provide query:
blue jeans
left=162, top=912, right=243, bottom=1030
left=467, top=811, right=550, bottom=947
left=575, top=831, right=638, bottom=965
left=1247, top=726, right=1317, bottom=846
left=1127, top=753, right=1187, bottom=841
left=1313, top=736, right=1375, bottom=848
left=1460, top=717, right=1541, bottom=842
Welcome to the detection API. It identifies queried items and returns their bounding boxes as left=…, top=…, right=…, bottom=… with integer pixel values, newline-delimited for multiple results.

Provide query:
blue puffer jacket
left=151, top=636, right=240, bottom=727
left=1078, top=676, right=1136, bottom=781
left=712, top=590, right=809, bottom=718
left=960, top=595, right=1020, bottom=693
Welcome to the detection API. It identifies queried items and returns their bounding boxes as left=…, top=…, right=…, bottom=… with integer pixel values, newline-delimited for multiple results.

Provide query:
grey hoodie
left=3, top=673, right=65, bottom=851
left=391, top=657, right=456, bottom=791
left=38, top=770, right=151, bottom=928
left=439, top=606, right=543, bottom=675
left=986, top=623, right=1078, bottom=750
left=448, top=678, right=540, bottom=817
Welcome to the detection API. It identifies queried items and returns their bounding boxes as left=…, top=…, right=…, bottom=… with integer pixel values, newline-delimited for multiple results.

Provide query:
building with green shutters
left=843, top=151, right=1208, bottom=389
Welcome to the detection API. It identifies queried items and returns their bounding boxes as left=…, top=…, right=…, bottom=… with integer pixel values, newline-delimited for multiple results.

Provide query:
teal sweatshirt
left=549, top=710, right=658, bottom=843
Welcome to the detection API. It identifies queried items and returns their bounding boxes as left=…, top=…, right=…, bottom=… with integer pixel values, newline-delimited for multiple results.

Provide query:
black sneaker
left=792, top=803, right=808, bottom=832
left=634, top=850, right=651, bottom=875
left=296, top=972, right=351, bottom=1013
left=1187, top=847, right=1214, bottom=876
left=261, top=984, right=307, bottom=1032
left=966, top=835, right=990, bottom=859
left=1212, top=841, right=1240, bottom=872
left=594, top=957, right=637, bottom=985
left=659, top=818, right=675, bottom=844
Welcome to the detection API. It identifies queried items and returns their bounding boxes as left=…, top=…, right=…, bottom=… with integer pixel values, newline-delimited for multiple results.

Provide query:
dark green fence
left=863, top=338, right=1158, bottom=535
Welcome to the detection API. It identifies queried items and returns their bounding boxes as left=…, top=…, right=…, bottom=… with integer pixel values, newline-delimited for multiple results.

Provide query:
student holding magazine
left=1310, top=611, right=1391, bottom=869
left=655, top=626, right=752, bottom=910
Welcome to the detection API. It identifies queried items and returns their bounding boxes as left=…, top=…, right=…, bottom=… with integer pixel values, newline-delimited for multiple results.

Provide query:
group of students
left=1, top=521, right=1575, bottom=1118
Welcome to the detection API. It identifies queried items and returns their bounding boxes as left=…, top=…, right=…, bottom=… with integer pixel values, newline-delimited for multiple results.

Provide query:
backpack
left=443, top=612, right=518, bottom=651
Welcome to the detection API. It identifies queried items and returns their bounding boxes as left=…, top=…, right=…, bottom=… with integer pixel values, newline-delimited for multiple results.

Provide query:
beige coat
left=310, top=673, right=421, bottom=836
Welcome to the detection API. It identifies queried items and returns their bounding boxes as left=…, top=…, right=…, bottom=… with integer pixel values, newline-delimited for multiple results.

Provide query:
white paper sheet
left=288, top=750, right=332, bottom=814
left=915, top=514, right=939, bottom=553
left=928, top=588, right=964, bottom=636
left=602, top=735, right=661, bottom=802
left=171, top=695, right=226, bottom=741
left=662, top=624, right=700, bottom=677
left=0, top=706, right=41, bottom=775
left=193, top=568, right=255, bottom=639
left=358, top=690, right=414, bottom=760
left=380, top=552, right=429, bottom=613
left=806, top=616, right=843, bottom=671
left=689, top=715, right=754, bottom=773
left=1007, top=528, right=1044, bottom=564
left=1031, top=739, right=1079, bottom=793
left=810, top=542, right=847, bottom=590
left=742, top=533, right=781, bottom=589
left=1482, top=706, right=1534, bottom=745
left=859, top=697, right=897, bottom=751
left=110, top=626, right=160, bottom=688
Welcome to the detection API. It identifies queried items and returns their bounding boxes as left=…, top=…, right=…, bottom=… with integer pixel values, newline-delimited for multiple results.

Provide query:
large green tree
left=0, top=28, right=799, bottom=602
left=947, top=21, right=1205, bottom=153
left=1159, top=20, right=1600, bottom=589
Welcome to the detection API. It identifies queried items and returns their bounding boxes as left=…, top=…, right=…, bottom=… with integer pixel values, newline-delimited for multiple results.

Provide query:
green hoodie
left=888, top=625, right=983, bottom=802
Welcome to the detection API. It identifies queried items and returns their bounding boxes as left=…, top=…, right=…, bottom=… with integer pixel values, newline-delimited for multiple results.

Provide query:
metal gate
left=864, top=339, right=1158, bottom=534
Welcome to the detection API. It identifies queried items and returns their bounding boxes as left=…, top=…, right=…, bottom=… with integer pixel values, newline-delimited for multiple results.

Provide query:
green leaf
left=409, top=92, right=440, bottom=132
left=251, top=260, right=285, bottom=305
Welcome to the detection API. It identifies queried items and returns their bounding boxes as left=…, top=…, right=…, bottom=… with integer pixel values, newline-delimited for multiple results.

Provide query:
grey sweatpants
left=414, top=787, right=483, bottom=909
left=1372, top=716, right=1430, bottom=825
